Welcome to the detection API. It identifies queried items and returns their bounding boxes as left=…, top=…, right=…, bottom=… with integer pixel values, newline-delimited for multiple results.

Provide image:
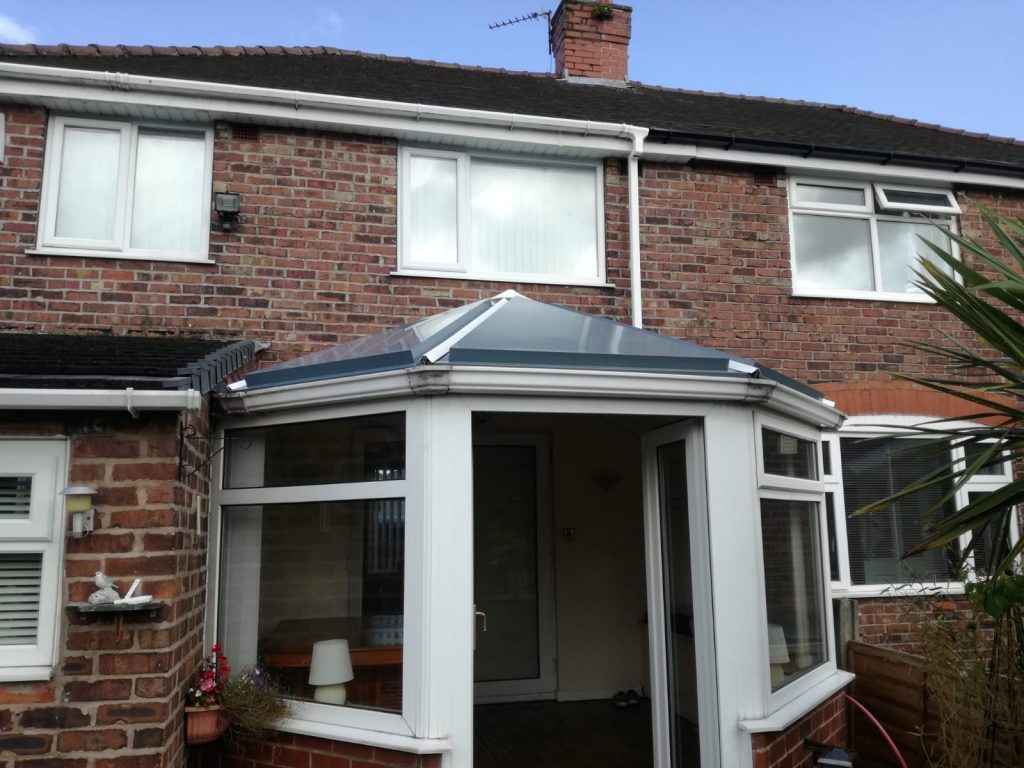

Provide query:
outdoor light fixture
left=62, top=485, right=97, bottom=538
left=213, top=192, right=241, bottom=232
left=308, top=638, right=354, bottom=705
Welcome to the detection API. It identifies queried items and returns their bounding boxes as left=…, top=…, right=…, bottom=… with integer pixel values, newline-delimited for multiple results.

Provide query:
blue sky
left=1, top=1, right=1020, bottom=140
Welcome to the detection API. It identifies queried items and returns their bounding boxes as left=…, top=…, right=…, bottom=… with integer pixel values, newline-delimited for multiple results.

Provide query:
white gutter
left=0, top=387, right=202, bottom=413
left=644, top=141, right=1024, bottom=191
left=627, top=128, right=648, bottom=328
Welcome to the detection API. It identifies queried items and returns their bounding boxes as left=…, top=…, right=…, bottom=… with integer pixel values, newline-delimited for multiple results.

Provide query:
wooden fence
left=847, top=641, right=937, bottom=768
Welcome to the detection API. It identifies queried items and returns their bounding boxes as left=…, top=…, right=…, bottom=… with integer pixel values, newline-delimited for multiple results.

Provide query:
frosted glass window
left=401, top=149, right=602, bottom=282
left=877, top=220, right=952, bottom=293
left=407, top=155, right=458, bottom=266
left=470, top=160, right=598, bottom=278
left=130, top=130, right=206, bottom=253
left=794, top=183, right=866, bottom=208
left=792, top=214, right=872, bottom=291
left=54, top=126, right=122, bottom=242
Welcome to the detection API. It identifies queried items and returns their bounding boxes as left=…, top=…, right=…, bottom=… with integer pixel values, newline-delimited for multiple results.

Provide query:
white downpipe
left=627, top=128, right=647, bottom=328
left=0, top=387, right=201, bottom=413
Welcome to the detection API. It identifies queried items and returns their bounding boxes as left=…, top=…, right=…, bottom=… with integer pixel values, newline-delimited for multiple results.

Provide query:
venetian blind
left=841, top=438, right=958, bottom=585
left=0, top=476, right=31, bottom=519
left=0, top=553, right=43, bottom=645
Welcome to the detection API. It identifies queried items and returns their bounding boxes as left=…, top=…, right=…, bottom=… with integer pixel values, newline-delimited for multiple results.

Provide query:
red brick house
left=0, top=2, right=1021, bottom=768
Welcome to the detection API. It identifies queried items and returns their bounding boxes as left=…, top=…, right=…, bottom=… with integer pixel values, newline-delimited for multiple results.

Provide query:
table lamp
left=767, top=623, right=790, bottom=688
left=308, top=639, right=354, bottom=705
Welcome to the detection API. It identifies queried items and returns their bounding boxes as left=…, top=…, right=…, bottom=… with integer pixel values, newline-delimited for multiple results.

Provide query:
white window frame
left=35, top=115, right=214, bottom=264
left=0, top=438, right=67, bottom=681
left=827, top=418, right=1016, bottom=597
left=209, top=400, right=426, bottom=744
left=753, top=414, right=836, bottom=711
left=397, top=146, right=607, bottom=286
left=788, top=176, right=959, bottom=303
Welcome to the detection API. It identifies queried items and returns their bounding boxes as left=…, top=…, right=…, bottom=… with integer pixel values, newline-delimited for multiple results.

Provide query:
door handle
left=475, top=610, right=488, bottom=633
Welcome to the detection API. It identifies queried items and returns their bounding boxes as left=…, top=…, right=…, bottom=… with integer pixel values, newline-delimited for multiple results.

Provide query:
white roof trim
left=0, top=387, right=201, bottom=412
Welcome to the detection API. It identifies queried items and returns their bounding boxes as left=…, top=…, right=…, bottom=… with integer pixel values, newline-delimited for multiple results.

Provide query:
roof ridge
left=632, top=81, right=1023, bottom=147
left=0, top=42, right=555, bottom=80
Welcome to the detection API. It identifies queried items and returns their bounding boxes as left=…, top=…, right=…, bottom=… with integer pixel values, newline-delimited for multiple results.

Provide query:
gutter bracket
left=125, top=387, right=139, bottom=418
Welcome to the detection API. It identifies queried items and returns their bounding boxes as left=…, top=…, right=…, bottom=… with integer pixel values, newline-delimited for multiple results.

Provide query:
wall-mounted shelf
left=70, top=601, right=166, bottom=619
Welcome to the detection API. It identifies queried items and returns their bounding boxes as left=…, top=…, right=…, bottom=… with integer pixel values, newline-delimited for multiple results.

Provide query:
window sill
left=0, top=665, right=53, bottom=683
left=831, top=582, right=966, bottom=599
left=739, top=670, right=854, bottom=733
left=279, top=715, right=450, bottom=755
left=791, top=288, right=936, bottom=304
left=392, top=269, right=614, bottom=289
left=26, top=248, right=217, bottom=266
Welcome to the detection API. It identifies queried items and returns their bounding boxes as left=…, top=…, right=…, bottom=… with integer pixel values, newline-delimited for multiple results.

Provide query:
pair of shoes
left=612, top=689, right=641, bottom=707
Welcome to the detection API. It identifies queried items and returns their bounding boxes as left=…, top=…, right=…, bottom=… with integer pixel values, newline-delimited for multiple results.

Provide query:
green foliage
left=855, top=208, right=1024, bottom=579
left=219, top=666, right=291, bottom=740
left=966, top=573, right=1024, bottom=620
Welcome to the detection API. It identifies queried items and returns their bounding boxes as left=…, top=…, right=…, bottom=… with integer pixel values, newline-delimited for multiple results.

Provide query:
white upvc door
left=642, top=420, right=720, bottom=768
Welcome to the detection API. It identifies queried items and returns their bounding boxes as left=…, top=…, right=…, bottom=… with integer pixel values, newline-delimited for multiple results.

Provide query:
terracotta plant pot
left=185, top=705, right=229, bottom=745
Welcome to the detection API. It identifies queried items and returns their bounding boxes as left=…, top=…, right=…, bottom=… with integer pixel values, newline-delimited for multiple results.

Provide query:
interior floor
left=474, top=700, right=653, bottom=768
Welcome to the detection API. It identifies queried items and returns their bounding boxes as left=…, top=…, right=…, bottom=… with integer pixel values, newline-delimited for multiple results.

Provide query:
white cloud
left=314, top=8, right=344, bottom=35
left=0, top=13, right=35, bottom=44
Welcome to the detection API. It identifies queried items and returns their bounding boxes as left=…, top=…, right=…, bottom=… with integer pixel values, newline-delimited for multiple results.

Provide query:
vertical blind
left=841, top=438, right=957, bottom=585
left=0, top=553, right=43, bottom=646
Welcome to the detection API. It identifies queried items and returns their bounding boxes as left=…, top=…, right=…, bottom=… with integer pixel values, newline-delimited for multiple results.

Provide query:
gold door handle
left=475, top=610, right=488, bottom=633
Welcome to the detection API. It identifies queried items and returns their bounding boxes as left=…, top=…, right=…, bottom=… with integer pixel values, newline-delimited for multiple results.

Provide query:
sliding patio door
left=643, top=422, right=719, bottom=768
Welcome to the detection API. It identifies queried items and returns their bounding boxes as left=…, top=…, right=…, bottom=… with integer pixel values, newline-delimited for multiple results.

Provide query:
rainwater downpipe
left=627, top=127, right=647, bottom=329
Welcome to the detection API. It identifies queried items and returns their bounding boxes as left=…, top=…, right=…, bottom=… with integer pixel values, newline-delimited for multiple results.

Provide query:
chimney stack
left=551, top=1, right=632, bottom=81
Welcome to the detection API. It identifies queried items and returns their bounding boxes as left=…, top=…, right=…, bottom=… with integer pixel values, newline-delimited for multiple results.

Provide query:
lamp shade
left=767, top=623, right=791, bottom=664
left=308, top=639, right=354, bottom=686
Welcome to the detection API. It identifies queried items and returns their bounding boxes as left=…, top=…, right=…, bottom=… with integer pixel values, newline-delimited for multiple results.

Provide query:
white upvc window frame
left=753, top=414, right=836, bottom=712
left=209, top=400, right=425, bottom=743
left=788, top=176, right=959, bottom=303
left=826, top=419, right=1017, bottom=597
left=397, top=146, right=607, bottom=286
left=36, top=115, right=214, bottom=264
left=0, top=438, right=67, bottom=681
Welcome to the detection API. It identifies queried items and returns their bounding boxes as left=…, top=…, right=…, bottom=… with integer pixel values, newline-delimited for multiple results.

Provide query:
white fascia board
left=0, top=387, right=202, bottom=412
left=645, top=142, right=1024, bottom=192
left=0, top=63, right=645, bottom=156
left=220, top=364, right=842, bottom=428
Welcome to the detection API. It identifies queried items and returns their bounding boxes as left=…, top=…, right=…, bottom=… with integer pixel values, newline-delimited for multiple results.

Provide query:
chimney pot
left=551, top=1, right=632, bottom=81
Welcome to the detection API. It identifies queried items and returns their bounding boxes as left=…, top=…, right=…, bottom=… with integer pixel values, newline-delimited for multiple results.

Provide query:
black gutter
left=649, top=129, right=1024, bottom=180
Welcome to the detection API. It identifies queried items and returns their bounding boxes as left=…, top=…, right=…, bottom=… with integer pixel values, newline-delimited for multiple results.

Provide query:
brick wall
left=0, top=405, right=212, bottom=768
left=853, top=596, right=988, bottom=656
left=751, top=691, right=847, bottom=768
left=551, top=1, right=632, bottom=80
left=190, top=733, right=441, bottom=768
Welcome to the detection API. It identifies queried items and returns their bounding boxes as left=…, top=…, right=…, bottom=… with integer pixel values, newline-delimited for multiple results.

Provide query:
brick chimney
left=551, top=1, right=632, bottom=81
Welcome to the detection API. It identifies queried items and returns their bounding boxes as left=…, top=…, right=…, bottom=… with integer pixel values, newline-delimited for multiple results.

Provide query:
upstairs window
left=38, top=116, right=212, bottom=262
left=789, top=178, right=960, bottom=301
left=399, top=147, right=604, bottom=285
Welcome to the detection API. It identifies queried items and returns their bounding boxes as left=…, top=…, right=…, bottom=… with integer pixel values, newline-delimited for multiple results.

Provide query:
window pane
left=762, top=428, right=817, bottom=480
left=841, top=438, right=958, bottom=585
left=0, top=476, right=32, bottom=519
left=54, top=126, right=122, bottom=241
left=795, top=183, right=865, bottom=207
left=880, top=189, right=953, bottom=208
left=130, top=130, right=206, bottom=253
left=877, top=220, right=952, bottom=294
left=470, top=160, right=598, bottom=278
left=407, top=155, right=458, bottom=265
left=825, top=493, right=839, bottom=582
left=793, top=214, right=873, bottom=291
left=964, top=443, right=1007, bottom=476
left=0, top=553, right=42, bottom=646
left=760, top=499, right=828, bottom=691
left=219, top=501, right=404, bottom=713
left=224, top=412, right=405, bottom=489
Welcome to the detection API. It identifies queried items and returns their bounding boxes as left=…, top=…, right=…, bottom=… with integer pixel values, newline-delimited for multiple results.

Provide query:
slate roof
left=1, top=45, right=1022, bottom=175
left=243, top=290, right=822, bottom=400
left=0, top=334, right=266, bottom=391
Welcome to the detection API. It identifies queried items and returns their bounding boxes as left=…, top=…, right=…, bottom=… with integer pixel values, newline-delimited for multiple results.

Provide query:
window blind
left=841, top=438, right=958, bottom=585
left=0, top=476, right=31, bottom=519
left=0, top=553, right=42, bottom=645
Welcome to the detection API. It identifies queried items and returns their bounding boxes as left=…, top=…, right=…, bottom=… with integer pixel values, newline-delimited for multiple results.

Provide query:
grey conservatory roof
left=240, top=291, right=823, bottom=400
